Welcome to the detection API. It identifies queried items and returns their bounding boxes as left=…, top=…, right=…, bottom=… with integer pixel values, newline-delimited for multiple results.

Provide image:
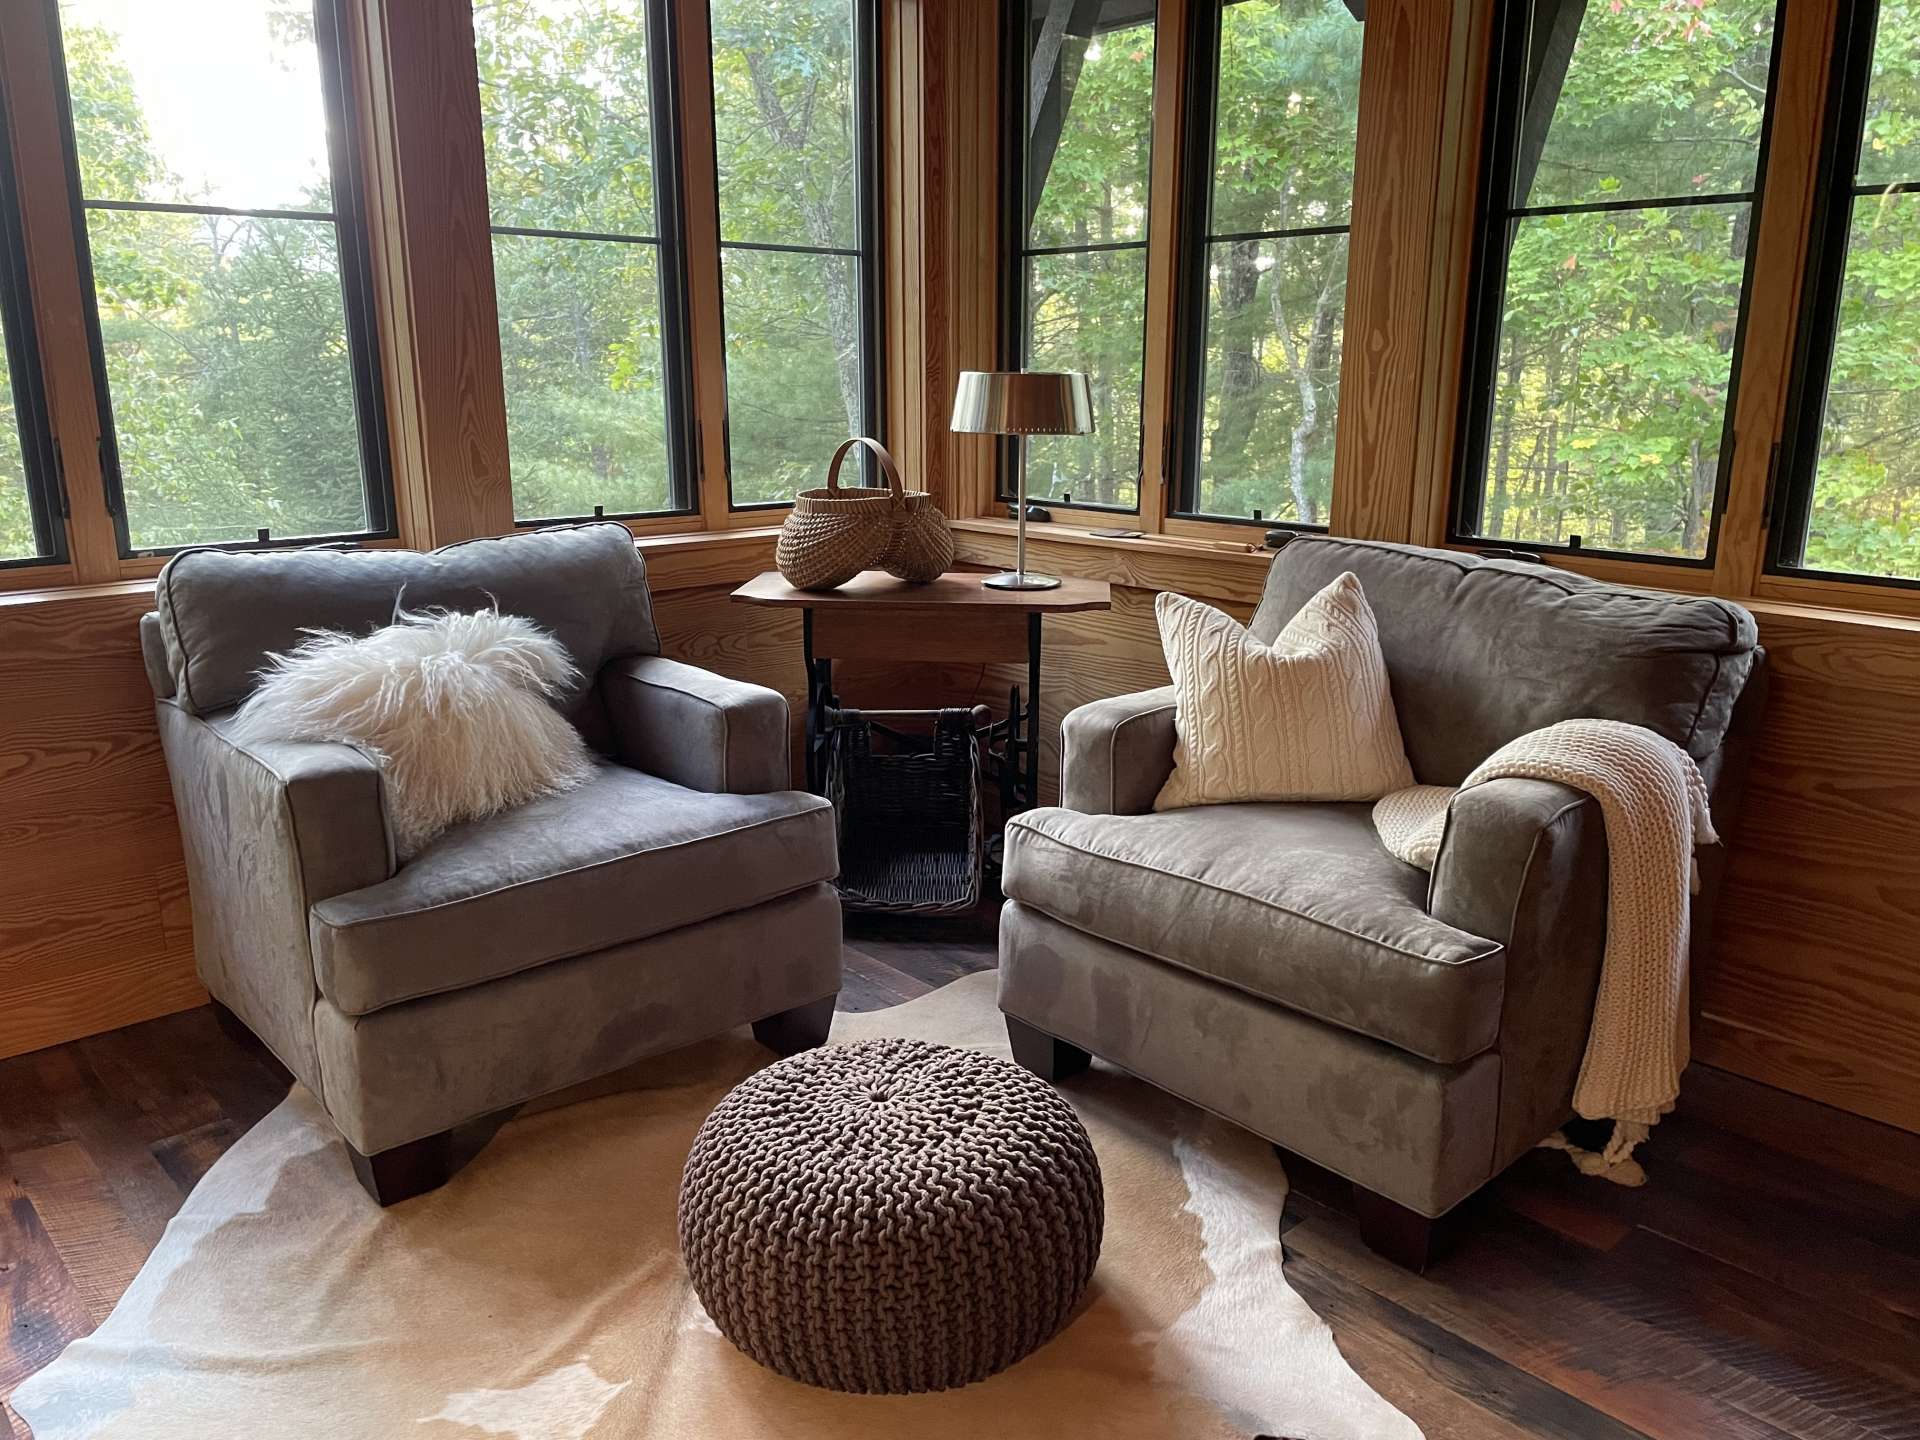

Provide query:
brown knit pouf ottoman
left=677, top=1036, right=1104, bottom=1393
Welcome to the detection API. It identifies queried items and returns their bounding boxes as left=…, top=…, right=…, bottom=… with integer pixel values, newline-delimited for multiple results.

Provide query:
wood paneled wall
left=1699, top=604, right=1920, bottom=1129
left=0, top=586, right=200, bottom=1059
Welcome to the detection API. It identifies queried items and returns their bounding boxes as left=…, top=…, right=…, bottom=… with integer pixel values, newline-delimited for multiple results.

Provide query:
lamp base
left=982, top=570, right=1061, bottom=591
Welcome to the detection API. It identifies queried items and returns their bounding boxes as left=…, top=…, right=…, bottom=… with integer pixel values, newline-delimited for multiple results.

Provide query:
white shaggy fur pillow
left=227, top=608, right=595, bottom=860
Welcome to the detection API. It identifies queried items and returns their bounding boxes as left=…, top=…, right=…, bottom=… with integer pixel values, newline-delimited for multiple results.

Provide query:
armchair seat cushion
left=1002, top=803, right=1506, bottom=1064
left=312, top=762, right=836, bottom=1015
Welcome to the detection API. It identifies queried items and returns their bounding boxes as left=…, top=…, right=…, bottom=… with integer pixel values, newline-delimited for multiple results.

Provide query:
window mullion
left=1713, top=0, right=1844, bottom=599
left=348, top=0, right=512, bottom=549
left=0, top=0, right=115, bottom=583
left=671, top=0, right=732, bottom=530
left=1138, top=0, right=1191, bottom=534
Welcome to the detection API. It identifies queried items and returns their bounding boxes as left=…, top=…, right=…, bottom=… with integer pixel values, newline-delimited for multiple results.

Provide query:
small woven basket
left=777, top=437, right=950, bottom=590
left=776, top=439, right=898, bottom=591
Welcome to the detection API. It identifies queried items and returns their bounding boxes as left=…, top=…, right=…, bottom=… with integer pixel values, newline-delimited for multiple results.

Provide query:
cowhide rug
left=10, top=972, right=1421, bottom=1439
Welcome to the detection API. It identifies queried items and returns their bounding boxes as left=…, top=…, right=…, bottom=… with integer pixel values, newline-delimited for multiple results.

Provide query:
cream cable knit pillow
left=1154, top=572, right=1414, bottom=811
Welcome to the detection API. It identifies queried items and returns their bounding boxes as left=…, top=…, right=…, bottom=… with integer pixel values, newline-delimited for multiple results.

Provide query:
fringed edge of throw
left=1536, top=1101, right=1674, bottom=1186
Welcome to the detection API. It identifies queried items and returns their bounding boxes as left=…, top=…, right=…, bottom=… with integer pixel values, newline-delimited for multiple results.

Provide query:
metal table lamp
left=951, top=370, right=1094, bottom=591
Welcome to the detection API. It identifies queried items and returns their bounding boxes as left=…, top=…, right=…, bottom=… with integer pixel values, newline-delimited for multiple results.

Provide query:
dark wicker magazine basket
left=825, top=706, right=984, bottom=914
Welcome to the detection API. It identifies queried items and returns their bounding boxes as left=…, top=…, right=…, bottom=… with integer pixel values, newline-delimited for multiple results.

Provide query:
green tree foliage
left=476, top=0, right=676, bottom=519
left=1478, top=0, right=1777, bottom=560
left=1191, top=0, right=1361, bottom=523
left=13, top=0, right=1914, bottom=582
left=1801, top=1, right=1920, bottom=578
left=0, top=313, right=32, bottom=559
left=709, top=0, right=869, bottom=504
left=477, top=0, right=870, bottom=514
left=60, top=6, right=369, bottom=553
left=1023, top=15, right=1155, bottom=507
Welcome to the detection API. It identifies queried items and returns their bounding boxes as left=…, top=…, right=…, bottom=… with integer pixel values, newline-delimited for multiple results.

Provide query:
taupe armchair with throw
left=998, top=536, right=1765, bottom=1268
left=141, top=523, right=841, bottom=1203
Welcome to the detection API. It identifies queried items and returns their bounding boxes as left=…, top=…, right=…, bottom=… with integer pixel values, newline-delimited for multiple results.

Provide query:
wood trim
left=1162, top=514, right=1285, bottom=545
left=1405, top=0, right=1494, bottom=549
left=1710, top=0, right=1841, bottom=600
left=813, top=606, right=1030, bottom=663
left=633, top=525, right=778, bottom=591
left=935, top=0, right=1001, bottom=521
left=883, top=0, right=929, bottom=497
left=950, top=516, right=1271, bottom=605
left=1750, top=571, right=1920, bottom=619
left=349, top=0, right=514, bottom=548
left=673, top=0, right=733, bottom=531
left=1135, top=0, right=1190, bottom=533
left=0, top=561, right=78, bottom=593
left=0, top=0, right=119, bottom=584
left=1330, top=0, right=1489, bottom=544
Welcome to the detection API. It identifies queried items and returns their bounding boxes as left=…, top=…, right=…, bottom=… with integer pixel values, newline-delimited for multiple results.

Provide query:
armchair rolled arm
left=602, top=655, right=790, bottom=794
left=1428, top=778, right=1605, bottom=945
left=1060, top=686, right=1178, bottom=815
left=157, top=701, right=393, bottom=1087
left=1429, top=776, right=1611, bottom=1164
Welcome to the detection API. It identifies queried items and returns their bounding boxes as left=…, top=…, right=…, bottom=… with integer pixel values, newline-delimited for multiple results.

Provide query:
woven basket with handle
left=777, top=437, right=951, bottom=591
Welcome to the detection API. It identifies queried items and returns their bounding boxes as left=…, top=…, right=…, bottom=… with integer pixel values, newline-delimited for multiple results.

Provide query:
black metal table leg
left=802, top=608, right=832, bottom=795
left=1024, top=612, right=1042, bottom=810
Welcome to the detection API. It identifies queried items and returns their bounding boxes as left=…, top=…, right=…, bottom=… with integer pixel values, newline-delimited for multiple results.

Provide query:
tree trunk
left=1206, top=239, right=1264, bottom=489
left=743, top=49, right=865, bottom=439
left=1271, top=268, right=1339, bottom=526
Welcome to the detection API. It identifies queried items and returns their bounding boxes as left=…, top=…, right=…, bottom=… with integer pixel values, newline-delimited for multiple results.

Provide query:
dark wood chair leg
left=753, top=995, right=837, bottom=1056
left=348, top=1130, right=456, bottom=1207
left=1352, top=1183, right=1442, bottom=1272
left=1005, top=1016, right=1092, bottom=1082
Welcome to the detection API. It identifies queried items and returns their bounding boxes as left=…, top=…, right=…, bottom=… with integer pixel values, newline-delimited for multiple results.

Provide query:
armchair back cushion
left=1253, top=536, right=1758, bottom=785
left=151, top=522, right=659, bottom=717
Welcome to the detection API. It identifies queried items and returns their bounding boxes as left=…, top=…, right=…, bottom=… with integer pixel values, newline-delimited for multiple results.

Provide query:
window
left=477, top=0, right=694, bottom=523
left=1006, top=0, right=1156, bottom=512
left=1775, top=0, right=1920, bottom=584
left=1455, top=0, right=1783, bottom=563
left=0, top=65, right=62, bottom=568
left=51, top=0, right=391, bottom=555
left=1175, top=0, right=1362, bottom=526
left=709, top=0, right=881, bottom=507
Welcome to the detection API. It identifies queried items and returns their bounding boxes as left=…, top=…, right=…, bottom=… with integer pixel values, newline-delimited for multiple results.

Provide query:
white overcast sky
left=63, top=0, right=330, bottom=209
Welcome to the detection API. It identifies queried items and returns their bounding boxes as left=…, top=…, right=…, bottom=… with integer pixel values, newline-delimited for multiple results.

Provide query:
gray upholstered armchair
left=141, top=523, right=841, bottom=1203
left=998, top=535, right=1766, bottom=1268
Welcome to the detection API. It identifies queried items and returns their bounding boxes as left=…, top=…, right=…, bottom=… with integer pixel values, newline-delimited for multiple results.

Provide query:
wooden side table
left=731, top=569, right=1112, bottom=810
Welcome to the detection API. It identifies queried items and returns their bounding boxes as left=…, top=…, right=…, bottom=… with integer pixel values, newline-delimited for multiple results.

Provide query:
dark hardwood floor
left=4, top=914, right=1917, bottom=1439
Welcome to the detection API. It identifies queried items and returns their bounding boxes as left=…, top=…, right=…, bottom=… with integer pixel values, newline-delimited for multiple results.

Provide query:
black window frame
left=710, top=0, right=885, bottom=512
left=1450, top=0, right=1790, bottom=570
left=46, top=0, right=396, bottom=560
left=1167, top=0, right=1358, bottom=532
left=997, top=0, right=1154, bottom=516
left=0, top=53, right=66, bottom=572
left=490, top=0, right=700, bottom=529
left=1770, top=0, right=1920, bottom=591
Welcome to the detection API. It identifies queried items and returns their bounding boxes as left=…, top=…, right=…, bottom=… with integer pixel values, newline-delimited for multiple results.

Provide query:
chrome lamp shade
left=950, top=371, right=1095, bottom=437
left=950, top=370, right=1094, bottom=590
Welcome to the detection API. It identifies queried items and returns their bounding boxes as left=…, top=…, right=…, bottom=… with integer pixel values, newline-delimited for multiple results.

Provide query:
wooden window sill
left=633, top=525, right=781, bottom=592
left=948, top=517, right=1276, bottom=606
left=0, top=526, right=788, bottom=617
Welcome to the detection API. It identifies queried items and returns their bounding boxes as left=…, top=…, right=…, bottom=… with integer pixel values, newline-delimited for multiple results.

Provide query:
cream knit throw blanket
left=1371, top=718, right=1716, bottom=1185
